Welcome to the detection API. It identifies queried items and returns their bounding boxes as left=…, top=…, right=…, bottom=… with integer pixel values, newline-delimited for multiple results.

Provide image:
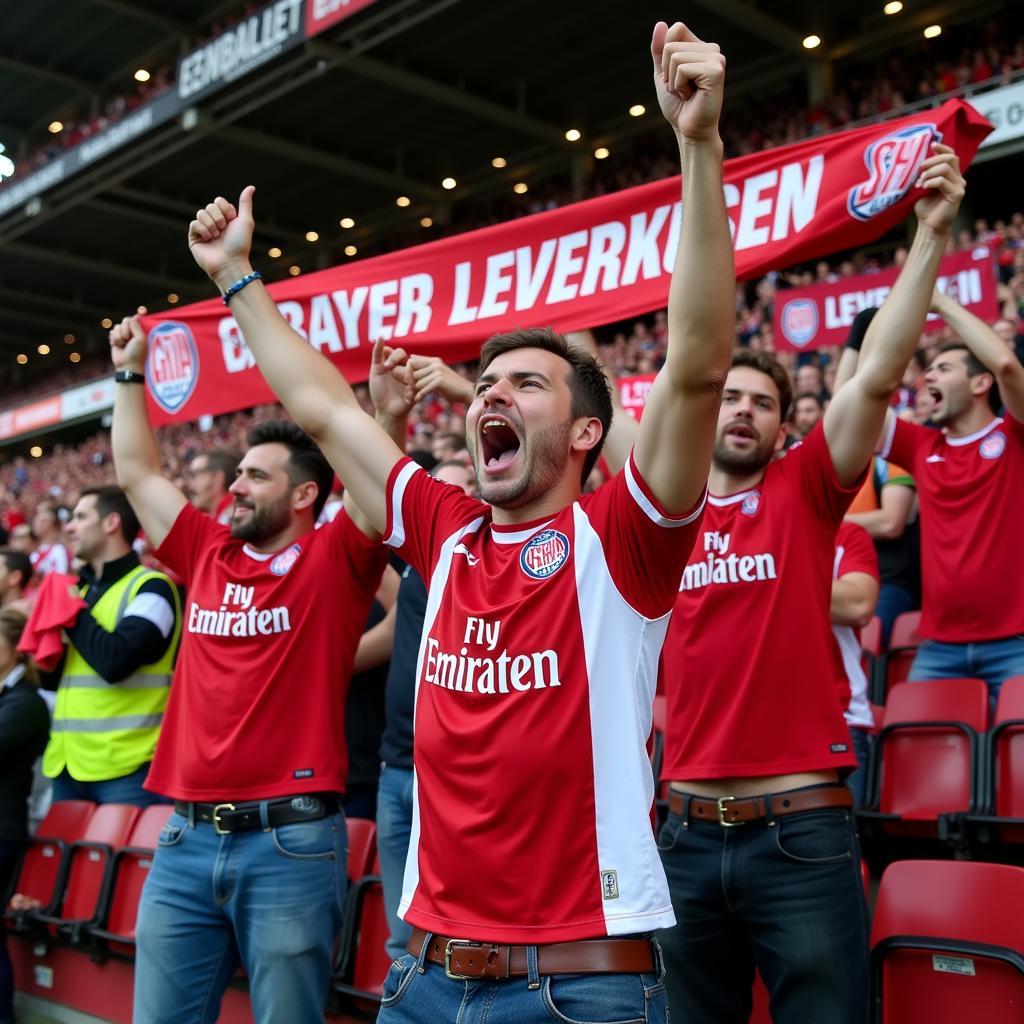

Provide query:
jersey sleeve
left=784, top=421, right=866, bottom=526
left=881, top=460, right=915, bottom=490
left=317, top=507, right=390, bottom=608
left=879, top=411, right=930, bottom=472
left=579, top=451, right=706, bottom=620
left=154, top=503, right=225, bottom=587
left=835, top=522, right=879, bottom=581
left=384, top=457, right=485, bottom=580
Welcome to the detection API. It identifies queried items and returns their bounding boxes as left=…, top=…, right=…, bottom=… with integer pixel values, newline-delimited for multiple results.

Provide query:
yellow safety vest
left=43, top=564, right=181, bottom=782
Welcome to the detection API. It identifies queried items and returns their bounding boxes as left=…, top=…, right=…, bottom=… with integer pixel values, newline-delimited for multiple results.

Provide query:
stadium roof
left=0, top=0, right=1002, bottom=383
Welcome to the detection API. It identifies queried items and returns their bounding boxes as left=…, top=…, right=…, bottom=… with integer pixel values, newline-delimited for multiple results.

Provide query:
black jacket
left=0, top=666, right=50, bottom=840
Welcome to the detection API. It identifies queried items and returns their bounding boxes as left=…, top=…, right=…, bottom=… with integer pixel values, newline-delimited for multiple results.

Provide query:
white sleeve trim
left=385, top=461, right=421, bottom=549
left=877, top=409, right=896, bottom=459
left=122, top=593, right=176, bottom=639
left=623, top=457, right=706, bottom=528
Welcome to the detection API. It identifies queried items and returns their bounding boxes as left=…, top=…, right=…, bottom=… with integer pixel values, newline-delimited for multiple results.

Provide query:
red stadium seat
left=334, top=853, right=391, bottom=1011
left=346, top=817, right=377, bottom=882
left=859, top=678, right=987, bottom=838
left=89, top=804, right=174, bottom=956
left=966, top=676, right=1024, bottom=845
left=5, top=801, right=95, bottom=927
left=871, top=860, right=1024, bottom=1023
left=875, top=611, right=922, bottom=701
left=32, top=803, right=140, bottom=943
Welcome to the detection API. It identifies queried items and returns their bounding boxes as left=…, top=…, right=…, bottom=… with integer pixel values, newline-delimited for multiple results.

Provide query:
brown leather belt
left=668, top=785, right=852, bottom=826
left=407, top=927, right=656, bottom=980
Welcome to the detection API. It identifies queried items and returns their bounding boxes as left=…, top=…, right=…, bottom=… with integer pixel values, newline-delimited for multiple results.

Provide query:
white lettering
left=579, top=221, right=625, bottom=295
left=448, top=261, right=478, bottom=324
left=680, top=551, right=778, bottom=592
left=545, top=230, right=589, bottom=304
left=772, top=156, right=824, bottom=241
left=477, top=251, right=516, bottom=319
left=622, top=205, right=671, bottom=286
left=367, top=279, right=399, bottom=342
left=735, top=171, right=777, bottom=250
left=308, top=294, right=343, bottom=353
left=394, top=273, right=433, bottom=337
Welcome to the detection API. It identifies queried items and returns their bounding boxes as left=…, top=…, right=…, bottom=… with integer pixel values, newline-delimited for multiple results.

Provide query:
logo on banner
left=979, top=431, right=1006, bottom=460
left=520, top=529, right=570, bottom=580
left=147, top=322, right=199, bottom=414
left=270, top=543, right=302, bottom=576
left=780, top=299, right=820, bottom=348
left=848, top=123, right=941, bottom=222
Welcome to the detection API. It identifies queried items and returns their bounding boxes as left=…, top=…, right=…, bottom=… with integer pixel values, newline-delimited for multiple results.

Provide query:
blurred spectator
left=186, top=448, right=240, bottom=525
left=42, top=486, right=181, bottom=808
left=790, top=392, right=825, bottom=441
left=0, top=549, right=33, bottom=610
left=30, top=501, right=70, bottom=577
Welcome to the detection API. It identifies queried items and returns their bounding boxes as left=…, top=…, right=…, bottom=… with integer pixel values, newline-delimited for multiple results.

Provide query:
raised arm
left=633, top=22, right=733, bottom=515
left=824, top=144, right=965, bottom=486
left=187, top=189, right=406, bottom=535
left=931, top=287, right=1024, bottom=421
left=109, top=310, right=187, bottom=548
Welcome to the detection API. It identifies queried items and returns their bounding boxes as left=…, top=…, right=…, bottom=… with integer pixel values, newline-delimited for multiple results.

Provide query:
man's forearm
left=213, top=263, right=361, bottom=439
left=665, top=136, right=734, bottom=386
left=857, top=226, right=947, bottom=397
left=112, top=374, right=164, bottom=492
left=933, top=292, right=1019, bottom=376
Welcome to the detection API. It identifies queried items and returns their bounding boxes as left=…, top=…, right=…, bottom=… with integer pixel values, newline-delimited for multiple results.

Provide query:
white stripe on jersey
left=397, top=515, right=486, bottom=924
left=624, top=457, right=706, bottom=528
left=386, top=461, right=421, bottom=550
left=573, top=503, right=676, bottom=935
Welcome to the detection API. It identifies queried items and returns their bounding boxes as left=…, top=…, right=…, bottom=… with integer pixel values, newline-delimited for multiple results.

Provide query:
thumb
left=238, top=185, right=256, bottom=222
left=651, top=21, right=668, bottom=72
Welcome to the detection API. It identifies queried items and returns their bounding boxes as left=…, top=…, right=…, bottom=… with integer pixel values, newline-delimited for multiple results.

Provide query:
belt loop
left=764, top=792, right=776, bottom=828
left=681, top=793, right=692, bottom=829
left=526, top=945, right=540, bottom=990
left=187, top=802, right=195, bottom=828
left=258, top=800, right=271, bottom=831
left=416, top=931, right=432, bottom=974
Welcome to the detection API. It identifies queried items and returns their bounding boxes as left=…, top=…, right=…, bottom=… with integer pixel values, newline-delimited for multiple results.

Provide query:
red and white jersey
left=661, top=424, right=860, bottom=781
left=31, top=542, right=70, bottom=577
left=385, top=453, right=704, bottom=943
left=149, top=503, right=387, bottom=801
left=213, top=493, right=234, bottom=526
left=832, top=522, right=879, bottom=730
left=882, top=413, right=1024, bottom=642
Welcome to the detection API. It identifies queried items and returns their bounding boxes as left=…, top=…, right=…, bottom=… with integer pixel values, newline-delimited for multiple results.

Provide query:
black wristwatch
left=114, top=370, right=146, bottom=384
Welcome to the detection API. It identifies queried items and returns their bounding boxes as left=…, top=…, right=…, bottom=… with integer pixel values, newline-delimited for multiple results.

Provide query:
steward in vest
left=42, top=486, right=180, bottom=808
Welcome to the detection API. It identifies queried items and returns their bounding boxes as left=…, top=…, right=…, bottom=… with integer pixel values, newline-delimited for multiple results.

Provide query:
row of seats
left=862, top=610, right=922, bottom=703
left=859, top=676, right=1024, bottom=848
left=2, top=803, right=394, bottom=1011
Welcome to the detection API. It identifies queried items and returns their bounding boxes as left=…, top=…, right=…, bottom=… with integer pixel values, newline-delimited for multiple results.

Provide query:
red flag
left=139, top=99, right=991, bottom=424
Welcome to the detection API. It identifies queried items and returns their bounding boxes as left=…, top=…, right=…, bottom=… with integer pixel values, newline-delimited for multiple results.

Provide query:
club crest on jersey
left=780, top=299, right=819, bottom=348
left=847, top=123, right=941, bottom=222
left=520, top=529, right=570, bottom=580
left=146, top=321, right=200, bottom=413
left=270, top=543, right=302, bottom=576
left=979, top=430, right=1006, bottom=460
left=741, top=491, right=761, bottom=517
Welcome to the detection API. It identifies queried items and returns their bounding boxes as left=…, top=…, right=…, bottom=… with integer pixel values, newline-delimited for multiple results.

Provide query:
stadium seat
left=5, top=801, right=95, bottom=927
left=871, top=860, right=1024, bottom=1023
left=861, top=615, right=882, bottom=685
left=859, top=678, right=988, bottom=839
left=346, top=816, right=377, bottom=882
left=873, top=611, right=922, bottom=702
left=334, top=853, right=390, bottom=1009
left=31, top=803, right=140, bottom=943
left=89, top=804, right=174, bottom=956
left=967, top=675, right=1024, bottom=845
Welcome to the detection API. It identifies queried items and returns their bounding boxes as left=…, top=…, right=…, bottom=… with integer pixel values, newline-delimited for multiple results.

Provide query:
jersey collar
left=945, top=417, right=1003, bottom=447
left=707, top=487, right=759, bottom=508
left=490, top=516, right=557, bottom=545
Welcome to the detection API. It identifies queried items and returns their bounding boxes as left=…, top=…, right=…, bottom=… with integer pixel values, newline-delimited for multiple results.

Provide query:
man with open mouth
left=184, top=19, right=733, bottom=1024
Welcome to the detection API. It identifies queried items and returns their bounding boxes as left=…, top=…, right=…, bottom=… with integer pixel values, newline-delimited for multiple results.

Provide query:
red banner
left=305, top=0, right=380, bottom=37
left=139, top=99, right=991, bottom=424
left=618, top=375, right=657, bottom=421
left=774, top=246, right=999, bottom=351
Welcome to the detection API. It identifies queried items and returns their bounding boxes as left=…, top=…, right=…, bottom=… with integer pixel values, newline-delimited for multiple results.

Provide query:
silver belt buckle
left=212, top=803, right=236, bottom=835
left=444, top=938, right=485, bottom=980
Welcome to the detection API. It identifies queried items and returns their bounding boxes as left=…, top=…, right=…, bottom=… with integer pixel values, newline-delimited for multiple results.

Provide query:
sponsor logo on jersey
left=741, top=491, right=761, bottom=517
left=847, top=123, right=941, bottom=222
left=780, top=299, right=819, bottom=348
left=146, top=321, right=200, bottom=413
left=925, top=453, right=946, bottom=463
left=270, top=543, right=302, bottom=576
left=520, top=529, right=570, bottom=580
left=601, top=869, right=620, bottom=900
left=453, top=542, right=479, bottom=566
left=681, top=550, right=778, bottom=592
left=979, top=430, right=1006, bottom=460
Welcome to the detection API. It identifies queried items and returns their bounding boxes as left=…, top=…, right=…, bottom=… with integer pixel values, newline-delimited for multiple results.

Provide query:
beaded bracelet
left=222, top=270, right=262, bottom=306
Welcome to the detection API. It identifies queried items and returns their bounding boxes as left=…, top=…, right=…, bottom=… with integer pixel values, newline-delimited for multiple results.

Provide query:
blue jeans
left=658, top=798, right=870, bottom=1024
left=909, top=635, right=1024, bottom=705
left=134, top=808, right=347, bottom=1024
left=875, top=584, right=914, bottom=650
left=377, top=764, right=414, bottom=961
left=50, top=763, right=170, bottom=808
left=378, top=934, right=669, bottom=1024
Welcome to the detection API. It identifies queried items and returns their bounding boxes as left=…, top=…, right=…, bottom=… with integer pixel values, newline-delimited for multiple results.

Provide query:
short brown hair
left=0, top=607, right=38, bottom=685
left=0, top=548, right=32, bottom=592
left=79, top=486, right=140, bottom=545
left=479, top=327, right=612, bottom=483
left=730, top=349, right=793, bottom=420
